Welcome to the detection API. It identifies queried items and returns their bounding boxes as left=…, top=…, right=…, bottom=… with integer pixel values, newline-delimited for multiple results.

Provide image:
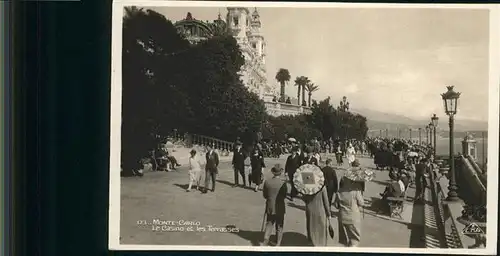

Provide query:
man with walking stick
left=261, top=164, right=288, bottom=246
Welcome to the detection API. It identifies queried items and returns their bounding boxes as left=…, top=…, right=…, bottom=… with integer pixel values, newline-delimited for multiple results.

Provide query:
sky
left=148, top=6, right=490, bottom=122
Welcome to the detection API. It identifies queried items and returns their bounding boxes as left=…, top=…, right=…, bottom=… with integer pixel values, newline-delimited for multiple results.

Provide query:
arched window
left=233, top=17, right=239, bottom=26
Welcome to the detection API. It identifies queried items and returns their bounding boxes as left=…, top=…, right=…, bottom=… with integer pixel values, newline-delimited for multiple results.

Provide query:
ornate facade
left=174, top=8, right=308, bottom=116
left=174, top=8, right=275, bottom=99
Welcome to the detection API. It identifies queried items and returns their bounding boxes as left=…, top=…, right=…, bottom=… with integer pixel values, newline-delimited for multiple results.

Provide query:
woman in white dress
left=187, top=149, right=203, bottom=192
left=346, top=143, right=356, bottom=166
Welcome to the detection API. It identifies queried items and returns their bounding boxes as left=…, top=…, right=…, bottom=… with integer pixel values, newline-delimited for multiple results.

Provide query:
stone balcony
left=264, top=101, right=312, bottom=117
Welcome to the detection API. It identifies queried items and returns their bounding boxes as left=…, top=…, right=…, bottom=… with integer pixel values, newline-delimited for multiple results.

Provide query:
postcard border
left=109, top=1, right=500, bottom=254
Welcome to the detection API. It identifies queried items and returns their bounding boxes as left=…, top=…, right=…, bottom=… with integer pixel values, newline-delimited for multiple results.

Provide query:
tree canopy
left=121, top=8, right=369, bottom=170
left=121, top=8, right=266, bottom=170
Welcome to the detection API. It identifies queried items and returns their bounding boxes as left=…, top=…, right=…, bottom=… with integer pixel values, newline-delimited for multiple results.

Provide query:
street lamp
left=428, top=122, right=434, bottom=148
left=418, top=128, right=422, bottom=145
left=441, top=86, right=461, bottom=202
left=431, top=114, right=439, bottom=159
left=409, top=128, right=412, bottom=141
left=425, top=125, right=430, bottom=144
left=379, top=129, right=382, bottom=137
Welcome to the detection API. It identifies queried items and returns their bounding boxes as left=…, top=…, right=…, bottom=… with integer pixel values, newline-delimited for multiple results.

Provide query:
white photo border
left=109, top=1, right=500, bottom=254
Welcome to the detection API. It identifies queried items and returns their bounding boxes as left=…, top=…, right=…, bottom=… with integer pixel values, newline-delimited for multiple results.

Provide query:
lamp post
left=429, top=123, right=434, bottom=147
left=379, top=129, right=382, bottom=137
left=409, top=128, right=412, bottom=141
left=431, top=114, right=439, bottom=159
left=425, top=125, right=430, bottom=145
left=386, top=129, right=388, bottom=138
left=442, top=86, right=461, bottom=202
left=398, top=128, right=401, bottom=139
left=418, top=128, right=422, bottom=145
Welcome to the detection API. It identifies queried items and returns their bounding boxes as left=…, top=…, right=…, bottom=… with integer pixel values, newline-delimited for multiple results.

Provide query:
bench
left=386, top=182, right=411, bottom=219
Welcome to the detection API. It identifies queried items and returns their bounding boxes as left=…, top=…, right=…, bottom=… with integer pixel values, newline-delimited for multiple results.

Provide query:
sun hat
left=271, top=164, right=283, bottom=175
left=293, top=164, right=325, bottom=195
left=344, top=166, right=376, bottom=182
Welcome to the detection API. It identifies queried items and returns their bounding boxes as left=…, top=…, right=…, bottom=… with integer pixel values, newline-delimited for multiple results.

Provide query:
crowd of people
left=128, top=134, right=437, bottom=247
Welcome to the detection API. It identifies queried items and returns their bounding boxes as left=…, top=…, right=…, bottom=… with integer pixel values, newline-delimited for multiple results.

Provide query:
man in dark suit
left=414, top=157, right=428, bottom=201
left=285, top=147, right=301, bottom=201
left=296, top=144, right=306, bottom=165
left=232, top=141, right=246, bottom=187
left=304, top=148, right=319, bottom=166
left=203, top=144, right=219, bottom=193
left=262, top=164, right=288, bottom=246
left=321, top=159, right=339, bottom=206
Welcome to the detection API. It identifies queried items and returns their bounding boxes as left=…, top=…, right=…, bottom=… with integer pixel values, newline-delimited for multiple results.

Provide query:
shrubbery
left=122, top=8, right=266, bottom=170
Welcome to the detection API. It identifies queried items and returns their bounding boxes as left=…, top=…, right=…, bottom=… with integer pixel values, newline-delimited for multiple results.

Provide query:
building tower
left=226, top=7, right=250, bottom=43
left=249, top=8, right=265, bottom=64
left=248, top=8, right=273, bottom=100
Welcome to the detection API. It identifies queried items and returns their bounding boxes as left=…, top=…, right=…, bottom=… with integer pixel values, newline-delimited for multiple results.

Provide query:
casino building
left=174, top=8, right=311, bottom=116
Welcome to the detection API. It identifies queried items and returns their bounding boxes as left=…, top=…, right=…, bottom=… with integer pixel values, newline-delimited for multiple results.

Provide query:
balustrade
left=264, top=101, right=312, bottom=116
left=430, top=155, right=487, bottom=249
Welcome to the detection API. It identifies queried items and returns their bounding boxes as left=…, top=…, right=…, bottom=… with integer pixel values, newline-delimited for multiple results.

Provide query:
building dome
left=464, top=133, right=475, bottom=141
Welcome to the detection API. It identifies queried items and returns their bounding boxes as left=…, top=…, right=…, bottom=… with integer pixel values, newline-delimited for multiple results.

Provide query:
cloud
left=345, top=83, right=359, bottom=94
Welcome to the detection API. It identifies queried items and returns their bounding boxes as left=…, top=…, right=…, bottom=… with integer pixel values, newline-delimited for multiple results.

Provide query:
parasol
left=344, top=167, right=376, bottom=182
left=407, top=151, right=419, bottom=157
left=293, top=164, right=325, bottom=195
left=288, top=138, right=297, bottom=142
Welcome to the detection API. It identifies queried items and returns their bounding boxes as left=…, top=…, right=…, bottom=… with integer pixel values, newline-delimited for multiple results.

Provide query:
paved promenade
left=120, top=153, right=426, bottom=247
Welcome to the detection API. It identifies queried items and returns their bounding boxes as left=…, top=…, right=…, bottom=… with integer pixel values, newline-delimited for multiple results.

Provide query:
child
left=187, top=149, right=202, bottom=192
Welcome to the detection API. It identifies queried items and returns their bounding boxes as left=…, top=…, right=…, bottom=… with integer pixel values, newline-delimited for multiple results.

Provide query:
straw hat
left=293, top=164, right=325, bottom=195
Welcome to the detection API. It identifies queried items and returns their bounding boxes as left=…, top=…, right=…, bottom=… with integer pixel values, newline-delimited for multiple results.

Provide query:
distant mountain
left=351, top=108, right=488, bottom=132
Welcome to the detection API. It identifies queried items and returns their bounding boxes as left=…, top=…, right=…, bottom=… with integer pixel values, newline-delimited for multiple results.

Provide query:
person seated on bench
left=379, top=172, right=405, bottom=202
left=158, top=143, right=181, bottom=170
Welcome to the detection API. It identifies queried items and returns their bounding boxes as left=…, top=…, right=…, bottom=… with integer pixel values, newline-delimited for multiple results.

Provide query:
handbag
left=328, top=218, right=335, bottom=239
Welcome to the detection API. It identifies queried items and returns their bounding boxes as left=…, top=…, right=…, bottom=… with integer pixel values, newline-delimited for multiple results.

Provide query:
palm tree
left=301, top=79, right=309, bottom=106
left=305, top=83, right=319, bottom=107
left=294, top=76, right=310, bottom=106
left=275, top=68, right=291, bottom=102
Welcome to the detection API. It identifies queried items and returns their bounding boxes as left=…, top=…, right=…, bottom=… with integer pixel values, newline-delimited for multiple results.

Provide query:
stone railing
left=431, top=156, right=487, bottom=249
left=466, top=155, right=487, bottom=187
left=264, top=101, right=312, bottom=116
left=456, top=155, right=487, bottom=206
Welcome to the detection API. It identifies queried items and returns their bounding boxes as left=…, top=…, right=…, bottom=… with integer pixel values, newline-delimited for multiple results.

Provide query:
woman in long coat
left=303, top=185, right=332, bottom=246
left=250, top=147, right=266, bottom=192
left=346, top=143, right=356, bottom=165
left=335, top=175, right=364, bottom=247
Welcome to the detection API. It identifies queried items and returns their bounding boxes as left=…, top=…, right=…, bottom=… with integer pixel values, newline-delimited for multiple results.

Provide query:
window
left=233, top=17, right=239, bottom=26
left=252, top=43, right=256, bottom=49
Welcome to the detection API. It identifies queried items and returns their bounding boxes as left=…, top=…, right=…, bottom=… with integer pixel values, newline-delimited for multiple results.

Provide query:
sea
left=432, top=137, right=488, bottom=165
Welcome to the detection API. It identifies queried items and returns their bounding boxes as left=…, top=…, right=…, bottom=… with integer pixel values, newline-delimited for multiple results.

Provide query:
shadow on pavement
left=364, top=196, right=386, bottom=214
left=233, top=229, right=312, bottom=246
left=173, top=183, right=189, bottom=190
left=370, top=179, right=390, bottom=186
left=408, top=200, right=426, bottom=248
left=216, top=179, right=256, bottom=191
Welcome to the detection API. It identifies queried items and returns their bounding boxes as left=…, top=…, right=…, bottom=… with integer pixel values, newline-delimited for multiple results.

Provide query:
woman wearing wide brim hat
left=293, top=164, right=334, bottom=246
left=334, top=159, right=367, bottom=247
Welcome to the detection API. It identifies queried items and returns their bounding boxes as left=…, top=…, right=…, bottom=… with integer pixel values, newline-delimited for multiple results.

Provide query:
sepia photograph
left=109, top=1, right=499, bottom=254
